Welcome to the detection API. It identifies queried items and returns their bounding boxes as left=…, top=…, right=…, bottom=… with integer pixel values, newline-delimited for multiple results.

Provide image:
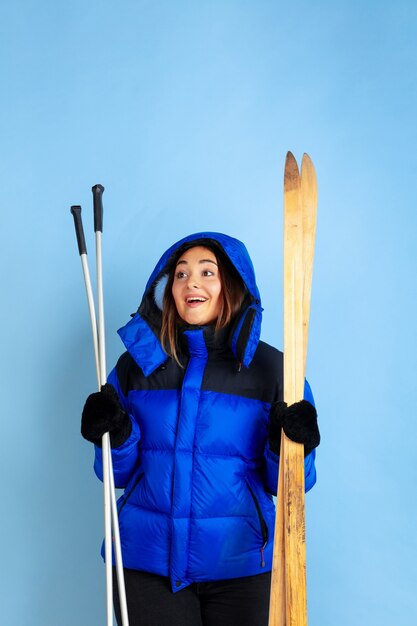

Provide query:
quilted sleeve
left=93, top=365, right=141, bottom=488
left=263, top=379, right=317, bottom=495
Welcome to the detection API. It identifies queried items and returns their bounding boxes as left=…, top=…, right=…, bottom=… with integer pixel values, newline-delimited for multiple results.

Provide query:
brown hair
left=160, top=243, right=246, bottom=364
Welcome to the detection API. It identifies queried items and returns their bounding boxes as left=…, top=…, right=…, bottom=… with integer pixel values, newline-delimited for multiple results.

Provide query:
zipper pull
left=260, top=542, right=266, bottom=567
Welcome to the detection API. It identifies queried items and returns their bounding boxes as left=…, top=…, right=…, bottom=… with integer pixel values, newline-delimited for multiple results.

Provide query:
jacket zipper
left=246, top=480, right=268, bottom=567
left=117, top=472, right=144, bottom=518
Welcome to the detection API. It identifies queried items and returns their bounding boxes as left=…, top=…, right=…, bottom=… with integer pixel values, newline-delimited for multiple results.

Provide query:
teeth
left=187, top=297, right=207, bottom=303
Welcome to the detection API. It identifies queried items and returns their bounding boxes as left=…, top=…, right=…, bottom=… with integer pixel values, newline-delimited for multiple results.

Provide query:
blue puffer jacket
left=93, top=232, right=317, bottom=592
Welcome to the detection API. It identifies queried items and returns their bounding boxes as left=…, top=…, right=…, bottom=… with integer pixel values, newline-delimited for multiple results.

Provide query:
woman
left=81, top=232, right=320, bottom=626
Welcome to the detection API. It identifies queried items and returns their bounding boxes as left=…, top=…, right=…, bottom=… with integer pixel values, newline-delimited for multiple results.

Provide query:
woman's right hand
left=81, top=383, right=132, bottom=447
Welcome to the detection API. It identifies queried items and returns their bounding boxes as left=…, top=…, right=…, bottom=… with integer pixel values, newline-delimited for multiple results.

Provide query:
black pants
left=113, top=568, right=271, bottom=626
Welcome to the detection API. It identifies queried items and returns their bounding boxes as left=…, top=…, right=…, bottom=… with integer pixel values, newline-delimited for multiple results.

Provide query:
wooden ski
left=269, top=152, right=317, bottom=626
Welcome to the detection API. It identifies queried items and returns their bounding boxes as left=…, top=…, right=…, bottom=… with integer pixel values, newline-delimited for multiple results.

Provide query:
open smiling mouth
left=185, top=297, right=208, bottom=304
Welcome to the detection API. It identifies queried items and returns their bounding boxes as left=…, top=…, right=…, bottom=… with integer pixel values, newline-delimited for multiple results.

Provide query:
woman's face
left=171, top=246, right=222, bottom=326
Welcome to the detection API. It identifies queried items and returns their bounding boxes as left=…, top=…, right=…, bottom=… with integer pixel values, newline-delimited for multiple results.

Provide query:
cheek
left=171, top=284, right=182, bottom=310
left=213, top=284, right=223, bottom=309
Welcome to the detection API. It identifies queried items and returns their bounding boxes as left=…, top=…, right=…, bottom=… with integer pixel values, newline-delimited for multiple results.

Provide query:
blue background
left=1, top=1, right=416, bottom=624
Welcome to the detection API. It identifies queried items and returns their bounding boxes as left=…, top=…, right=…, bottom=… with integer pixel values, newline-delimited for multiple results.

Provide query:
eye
left=202, top=269, right=215, bottom=277
left=175, top=271, right=187, bottom=279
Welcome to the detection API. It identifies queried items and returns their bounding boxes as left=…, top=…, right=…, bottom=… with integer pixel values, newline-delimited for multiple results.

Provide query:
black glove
left=268, top=399, right=320, bottom=457
left=81, top=383, right=132, bottom=448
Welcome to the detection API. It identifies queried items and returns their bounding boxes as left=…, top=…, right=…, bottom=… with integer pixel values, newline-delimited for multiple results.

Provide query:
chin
left=186, top=317, right=209, bottom=326
left=182, top=313, right=216, bottom=326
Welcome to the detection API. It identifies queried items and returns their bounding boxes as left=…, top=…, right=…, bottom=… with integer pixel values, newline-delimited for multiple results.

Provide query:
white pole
left=109, top=452, right=130, bottom=626
left=71, top=202, right=129, bottom=626
left=94, top=226, right=114, bottom=626
left=80, top=254, right=100, bottom=398
left=93, top=187, right=129, bottom=626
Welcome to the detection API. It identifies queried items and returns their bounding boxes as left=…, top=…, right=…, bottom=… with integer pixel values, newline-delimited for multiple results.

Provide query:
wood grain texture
left=301, top=154, right=317, bottom=373
left=269, top=446, right=286, bottom=626
left=269, top=152, right=317, bottom=626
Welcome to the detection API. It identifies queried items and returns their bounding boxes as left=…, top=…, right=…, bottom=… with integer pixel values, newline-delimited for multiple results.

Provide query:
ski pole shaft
left=102, top=434, right=113, bottom=626
left=92, top=184, right=106, bottom=382
left=108, top=452, right=130, bottom=626
left=93, top=187, right=114, bottom=626
left=92, top=185, right=129, bottom=626
left=70, top=206, right=100, bottom=386
left=71, top=203, right=118, bottom=626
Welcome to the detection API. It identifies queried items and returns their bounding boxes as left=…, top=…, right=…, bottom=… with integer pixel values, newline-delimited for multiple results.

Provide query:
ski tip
left=301, top=153, right=315, bottom=172
left=284, top=151, right=300, bottom=191
left=301, top=153, right=317, bottom=193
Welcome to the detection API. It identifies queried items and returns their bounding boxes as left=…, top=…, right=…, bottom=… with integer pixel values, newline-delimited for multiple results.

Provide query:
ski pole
left=91, top=186, right=115, bottom=626
left=71, top=201, right=129, bottom=626
left=92, top=185, right=129, bottom=626
left=71, top=204, right=113, bottom=625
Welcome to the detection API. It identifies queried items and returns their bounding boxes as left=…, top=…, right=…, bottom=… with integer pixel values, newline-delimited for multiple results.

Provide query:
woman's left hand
left=268, top=400, right=320, bottom=457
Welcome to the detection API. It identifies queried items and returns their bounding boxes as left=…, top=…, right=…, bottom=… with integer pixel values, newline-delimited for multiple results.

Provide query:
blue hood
left=117, top=232, right=264, bottom=375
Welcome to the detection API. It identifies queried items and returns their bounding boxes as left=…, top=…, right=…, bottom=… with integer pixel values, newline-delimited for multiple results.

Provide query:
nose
left=187, top=273, right=199, bottom=289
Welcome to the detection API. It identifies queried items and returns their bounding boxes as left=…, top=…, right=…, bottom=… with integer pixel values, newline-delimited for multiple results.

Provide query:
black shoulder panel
left=115, top=352, right=143, bottom=397
left=115, top=342, right=282, bottom=404
left=115, top=351, right=185, bottom=396
left=202, top=341, right=283, bottom=404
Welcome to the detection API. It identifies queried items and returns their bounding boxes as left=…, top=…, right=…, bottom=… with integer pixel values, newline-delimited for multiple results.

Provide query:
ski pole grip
left=70, top=205, right=87, bottom=256
left=92, top=184, right=105, bottom=232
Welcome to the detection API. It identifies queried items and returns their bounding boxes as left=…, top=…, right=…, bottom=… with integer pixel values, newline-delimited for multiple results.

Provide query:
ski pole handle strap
left=70, top=205, right=87, bottom=255
left=92, top=184, right=105, bottom=232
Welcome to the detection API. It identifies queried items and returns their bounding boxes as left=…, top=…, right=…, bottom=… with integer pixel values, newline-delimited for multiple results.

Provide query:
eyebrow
left=176, top=259, right=218, bottom=267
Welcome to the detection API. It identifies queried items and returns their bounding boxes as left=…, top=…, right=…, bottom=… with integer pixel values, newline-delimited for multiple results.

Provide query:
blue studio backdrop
left=1, top=1, right=416, bottom=625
